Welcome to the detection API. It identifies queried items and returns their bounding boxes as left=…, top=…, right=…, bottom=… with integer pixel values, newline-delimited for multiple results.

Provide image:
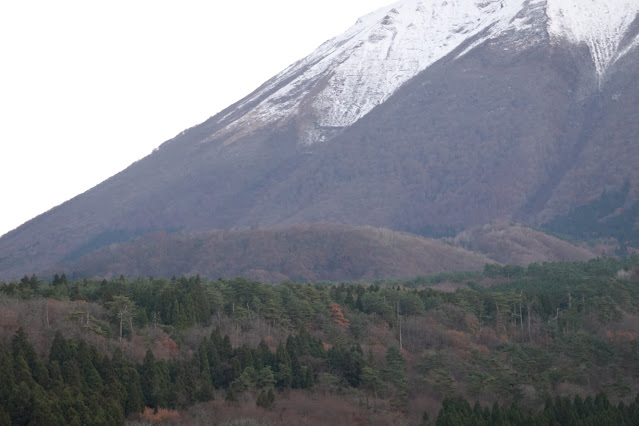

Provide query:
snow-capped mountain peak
left=212, top=0, right=639, bottom=145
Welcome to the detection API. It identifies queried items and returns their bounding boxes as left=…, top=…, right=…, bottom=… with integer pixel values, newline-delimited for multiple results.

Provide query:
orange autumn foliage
left=329, top=303, right=350, bottom=329
left=606, top=330, right=636, bottom=342
left=153, top=337, right=179, bottom=360
left=139, top=407, right=179, bottom=422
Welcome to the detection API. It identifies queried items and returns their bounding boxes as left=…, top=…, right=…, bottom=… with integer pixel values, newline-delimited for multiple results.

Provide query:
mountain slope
left=1, top=0, right=638, bottom=279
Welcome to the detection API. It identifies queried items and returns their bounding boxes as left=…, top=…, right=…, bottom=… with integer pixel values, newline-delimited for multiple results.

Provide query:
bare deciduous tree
left=107, top=296, right=135, bottom=342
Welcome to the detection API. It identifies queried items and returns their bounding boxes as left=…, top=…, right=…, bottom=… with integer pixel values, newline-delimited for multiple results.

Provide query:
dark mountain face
left=1, top=1, right=638, bottom=280
left=273, top=42, right=598, bottom=231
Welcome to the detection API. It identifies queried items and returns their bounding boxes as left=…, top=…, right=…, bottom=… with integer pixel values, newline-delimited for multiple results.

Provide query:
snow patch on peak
left=212, top=0, right=639, bottom=146
left=547, top=0, right=639, bottom=82
left=217, top=0, right=530, bottom=145
left=309, top=0, right=530, bottom=134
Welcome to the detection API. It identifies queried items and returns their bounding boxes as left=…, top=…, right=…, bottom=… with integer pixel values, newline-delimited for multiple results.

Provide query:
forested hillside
left=2, top=257, right=639, bottom=424
left=55, top=223, right=598, bottom=283
left=452, top=222, right=597, bottom=265
left=56, top=223, right=497, bottom=283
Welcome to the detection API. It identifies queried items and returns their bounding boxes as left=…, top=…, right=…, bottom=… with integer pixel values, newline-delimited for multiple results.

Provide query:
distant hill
left=452, top=222, right=598, bottom=265
left=57, top=223, right=495, bottom=283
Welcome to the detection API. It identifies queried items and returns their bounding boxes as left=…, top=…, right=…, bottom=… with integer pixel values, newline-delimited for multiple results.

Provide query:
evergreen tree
left=14, top=355, right=35, bottom=386
left=221, top=335, right=233, bottom=360
left=47, top=360, right=63, bottom=392
left=195, top=346, right=215, bottom=402
left=255, top=340, right=273, bottom=370
left=0, top=346, right=15, bottom=402
left=0, top=406, right=11, bottom=426
left=274, top=343, right=292, bottom=390
left=256, top=387, right=275, bottom=409
left=257, top=366, right=275, bottom=389
left=7, top=381, right=33, bottom=426
left=140, top=349, right=159, bottom=409
left=29, top=386, right=63, bottom=426
left=361, top=365, right=382, bottom=402
left=124, top=368, right=144, bottom=415
left=11, top=328, right=37, bottom=367
left=327, top=344, right=364, bottom=387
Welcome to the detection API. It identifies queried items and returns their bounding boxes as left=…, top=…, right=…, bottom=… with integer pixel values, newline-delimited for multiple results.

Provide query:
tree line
left=437, top=393, right=639, bottom=426
left=2, top=255, right=639, bottom=423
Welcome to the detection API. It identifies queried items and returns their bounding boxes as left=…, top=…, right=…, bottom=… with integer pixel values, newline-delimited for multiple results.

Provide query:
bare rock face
left=1, top=0, right=638, bottom=280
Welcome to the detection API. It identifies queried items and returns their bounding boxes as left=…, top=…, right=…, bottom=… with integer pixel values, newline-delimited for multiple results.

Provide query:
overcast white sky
left=0, top=0, right=393, bottom=237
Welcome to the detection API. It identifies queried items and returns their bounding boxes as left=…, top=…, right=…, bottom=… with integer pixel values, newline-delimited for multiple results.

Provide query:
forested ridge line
left=2, top=256, right=639, bottom=424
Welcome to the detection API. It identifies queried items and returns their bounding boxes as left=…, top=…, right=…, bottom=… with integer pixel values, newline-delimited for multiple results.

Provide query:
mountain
left=1, top=0, right=638, bottom=280
left=53, top=223, right=495, bottom=283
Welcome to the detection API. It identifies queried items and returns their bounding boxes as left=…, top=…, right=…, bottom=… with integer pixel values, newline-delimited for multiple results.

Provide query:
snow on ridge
left=218, top=0, right=530, bottom=144
left=547, top=0, right=639, bottom=82
left=309, top=0, right=532, bottom=134
left=214, top=0, right=639, bottom=145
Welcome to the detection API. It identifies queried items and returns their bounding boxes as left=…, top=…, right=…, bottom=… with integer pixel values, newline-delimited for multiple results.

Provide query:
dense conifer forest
left=2, top=256, right=639, bottom=424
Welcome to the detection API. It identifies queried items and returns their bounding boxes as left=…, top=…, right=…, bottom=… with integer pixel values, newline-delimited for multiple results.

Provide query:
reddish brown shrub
left=139, top=407, right=179, bottom=422
left=328, top=303, right=350, bottom=329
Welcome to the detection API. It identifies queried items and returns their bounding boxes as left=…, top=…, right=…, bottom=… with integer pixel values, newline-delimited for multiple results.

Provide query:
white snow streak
left=547, top=0, right=639, bottom=82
